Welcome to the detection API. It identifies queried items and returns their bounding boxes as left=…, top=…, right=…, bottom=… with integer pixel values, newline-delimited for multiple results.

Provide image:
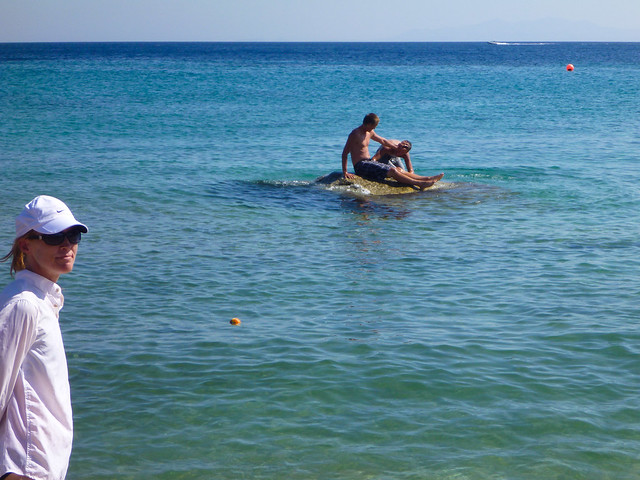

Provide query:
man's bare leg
left=402, top=171, right=444, bottom=182
left=417, top=177, right=441, bottom=190
left=387, top=168, right=443, bottom=189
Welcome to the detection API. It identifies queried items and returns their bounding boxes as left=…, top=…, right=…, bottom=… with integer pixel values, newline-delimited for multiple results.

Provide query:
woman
left=0, top=196, right=88, bottom=480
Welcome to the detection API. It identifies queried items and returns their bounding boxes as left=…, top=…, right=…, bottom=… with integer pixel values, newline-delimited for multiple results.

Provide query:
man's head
left=362, top=113, right=380, bottom=128
left=397, top=140, right=412, bottom=153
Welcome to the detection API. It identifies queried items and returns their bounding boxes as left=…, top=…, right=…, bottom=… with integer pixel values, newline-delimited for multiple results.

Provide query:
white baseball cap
left=15, top=195, right=88, bottom=238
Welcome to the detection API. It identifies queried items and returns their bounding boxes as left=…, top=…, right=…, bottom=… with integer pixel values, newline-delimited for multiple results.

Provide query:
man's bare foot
left=418, top=173, right=444, bottom=190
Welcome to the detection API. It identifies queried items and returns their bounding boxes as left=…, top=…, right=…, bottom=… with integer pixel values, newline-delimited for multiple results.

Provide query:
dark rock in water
left=315, top=172, right=437, bottom=196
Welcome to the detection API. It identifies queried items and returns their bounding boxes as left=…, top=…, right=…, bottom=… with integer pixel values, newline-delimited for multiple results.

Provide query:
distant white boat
left=488, top=41, right=553, bottom=46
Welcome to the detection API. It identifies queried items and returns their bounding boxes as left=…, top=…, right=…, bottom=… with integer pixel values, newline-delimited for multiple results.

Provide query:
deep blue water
left=1, top=42, right=639, bottom=479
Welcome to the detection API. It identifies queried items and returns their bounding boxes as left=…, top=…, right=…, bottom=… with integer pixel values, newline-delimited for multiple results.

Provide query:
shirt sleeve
left=0, top=298, right=39, bottom=417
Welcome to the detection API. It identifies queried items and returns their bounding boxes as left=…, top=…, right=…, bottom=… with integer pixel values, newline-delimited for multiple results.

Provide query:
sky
left=1, top=0, right=639, bottom=43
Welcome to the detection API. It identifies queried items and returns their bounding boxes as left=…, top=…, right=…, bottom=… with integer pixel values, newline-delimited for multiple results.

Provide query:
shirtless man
left=341, top=113, right=443, bottom=190
left=372, top=139, right=414, bottom=172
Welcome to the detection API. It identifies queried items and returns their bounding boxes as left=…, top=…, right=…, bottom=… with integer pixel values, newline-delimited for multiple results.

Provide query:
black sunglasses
left=29, top=229, right=83, bottom=246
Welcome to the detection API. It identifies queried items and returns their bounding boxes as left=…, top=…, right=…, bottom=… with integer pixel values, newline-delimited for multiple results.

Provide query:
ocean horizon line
left=2, top=40, right=639, bottom=45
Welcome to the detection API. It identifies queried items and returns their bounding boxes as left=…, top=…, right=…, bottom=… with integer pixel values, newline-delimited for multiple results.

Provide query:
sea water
left=0, top=42, right=639, bottom=479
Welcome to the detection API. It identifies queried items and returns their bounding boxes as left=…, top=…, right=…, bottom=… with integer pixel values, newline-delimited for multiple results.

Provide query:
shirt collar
left=15, top=269, right=64, bottom=302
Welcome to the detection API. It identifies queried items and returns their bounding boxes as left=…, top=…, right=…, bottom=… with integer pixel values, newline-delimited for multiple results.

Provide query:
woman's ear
left=18, top=237, right=31, bottom=255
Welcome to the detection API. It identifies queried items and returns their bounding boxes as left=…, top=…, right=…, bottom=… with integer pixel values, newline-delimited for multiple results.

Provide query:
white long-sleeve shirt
left=0, top=270, right=73, bottom=480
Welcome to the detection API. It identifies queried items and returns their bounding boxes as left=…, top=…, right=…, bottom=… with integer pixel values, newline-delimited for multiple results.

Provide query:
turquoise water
left=1, top=42, right=639, bottom=479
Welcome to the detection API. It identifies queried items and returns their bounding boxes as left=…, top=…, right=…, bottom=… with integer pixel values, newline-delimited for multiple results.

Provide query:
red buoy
left=566, top=64, right=574, bottom=71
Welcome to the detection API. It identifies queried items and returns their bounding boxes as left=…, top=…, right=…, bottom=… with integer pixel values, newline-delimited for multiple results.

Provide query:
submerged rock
left=315, top=171, right=439, bottom=196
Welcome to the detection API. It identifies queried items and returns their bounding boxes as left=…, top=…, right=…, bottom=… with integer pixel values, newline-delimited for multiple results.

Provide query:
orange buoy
left=566, top=64, right=574, bottom=71
left=230, top=318, right=241, bottom=325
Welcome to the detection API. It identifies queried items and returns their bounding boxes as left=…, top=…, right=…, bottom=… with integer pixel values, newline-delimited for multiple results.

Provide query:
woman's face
left=20, top=229, right=79, bottom=282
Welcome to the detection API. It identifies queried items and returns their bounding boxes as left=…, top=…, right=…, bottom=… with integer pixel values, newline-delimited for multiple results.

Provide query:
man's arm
left=341, top=140, right=355, bottom=179
left=402, top=152, right=414, bottom=173
left=370, top=145, right=384, bottom=162
left=370, top=131, right=395, bottom=149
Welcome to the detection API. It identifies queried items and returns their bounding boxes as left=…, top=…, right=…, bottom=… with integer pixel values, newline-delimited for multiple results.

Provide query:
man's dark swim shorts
left=354, top=160, right=392, bottom=182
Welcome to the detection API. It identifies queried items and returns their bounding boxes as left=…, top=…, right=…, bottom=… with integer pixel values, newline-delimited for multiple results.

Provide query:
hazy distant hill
left=394, top=18, right=639, bottom=42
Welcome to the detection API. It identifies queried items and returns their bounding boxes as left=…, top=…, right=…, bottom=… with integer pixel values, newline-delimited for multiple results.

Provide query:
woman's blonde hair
left=1, top=235, right=29, bottom=277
